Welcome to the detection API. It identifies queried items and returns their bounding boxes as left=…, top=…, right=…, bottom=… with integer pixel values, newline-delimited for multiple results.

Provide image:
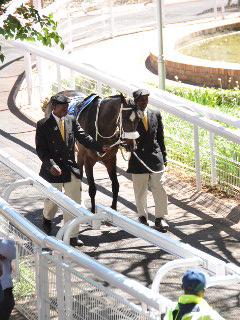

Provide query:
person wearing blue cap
left=127, top=89, right=168, bottom=232
left=36, top=94, right=108, bottom=246
left=164, top=270, right=224, bottom=320
left=0, top=239, right=16, bottom=320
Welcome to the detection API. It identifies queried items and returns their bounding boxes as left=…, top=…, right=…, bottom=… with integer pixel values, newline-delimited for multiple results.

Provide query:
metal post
left=209, top=132, right=217, bottom=186
left=56, top=254, right=67, bottom=320
left=97, top=81, right=103, bottom=96
left=162, top=0, right=165, bottom=27
left=36, top=56, right=45, bottom=101
left=57, top=64, right=62, bottom=92
left=67, top=3, right=73, bottom=53
left=194, top=125, right=202, bottom=191
left=36, top=249, right=50, bottom=320
left=24, top=53, right=33, bottom=105
left=108, top=0, right=114, bottom=38
left=156, top=0, right=166, bottom=90
left=33, top=0, right=42, bottom=11
left=70, top=69, right=75, bottom=89
left=220, top=0, right=225, bottom=19
left=214, top=0, right=218, bottom=18
left=64, top=264, right=73, bottom=320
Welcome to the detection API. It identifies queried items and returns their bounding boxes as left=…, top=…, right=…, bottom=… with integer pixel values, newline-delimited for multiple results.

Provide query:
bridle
left=94, top=98, right=140, bottom=157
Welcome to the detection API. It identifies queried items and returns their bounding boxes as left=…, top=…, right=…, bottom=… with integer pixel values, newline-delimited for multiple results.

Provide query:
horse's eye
left=129, top=111, right=136, bottom=122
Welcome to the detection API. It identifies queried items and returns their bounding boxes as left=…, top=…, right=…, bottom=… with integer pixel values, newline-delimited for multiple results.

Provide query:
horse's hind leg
left=85, top=161, right=97, bottom=213
left=104, top=157, right=119, bottom=210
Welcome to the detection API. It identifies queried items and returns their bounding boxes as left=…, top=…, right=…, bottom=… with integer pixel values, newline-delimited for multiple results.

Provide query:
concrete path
left=1, top=3, right=240, bottom=317
left=0, top=43, right=240, bottom=319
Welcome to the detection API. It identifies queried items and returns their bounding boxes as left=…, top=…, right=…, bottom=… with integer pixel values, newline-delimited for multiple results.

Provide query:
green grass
left=13, top=262, right=35, bottom=300
left=166, top=85, right=240, bottom=119
left=162, top=85, right=240, bottom=194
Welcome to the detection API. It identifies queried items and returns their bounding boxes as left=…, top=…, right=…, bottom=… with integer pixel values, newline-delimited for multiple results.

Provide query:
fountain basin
left=146, top=19, right=240, bottom=88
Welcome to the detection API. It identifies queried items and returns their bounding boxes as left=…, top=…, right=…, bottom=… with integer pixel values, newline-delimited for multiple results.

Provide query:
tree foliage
left=0, top=0, right=64, bottom=62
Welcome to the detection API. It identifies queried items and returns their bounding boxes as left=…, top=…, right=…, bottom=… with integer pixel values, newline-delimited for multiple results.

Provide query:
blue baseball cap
left=182, top=270, right=206, bottom=293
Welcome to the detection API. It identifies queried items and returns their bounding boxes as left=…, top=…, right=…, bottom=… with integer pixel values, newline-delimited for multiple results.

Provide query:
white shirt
left=52, top=112, right=64, bottom=127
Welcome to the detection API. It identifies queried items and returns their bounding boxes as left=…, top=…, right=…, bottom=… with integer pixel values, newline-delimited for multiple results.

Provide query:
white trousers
left=132, top=172, right=168, bottom=219
left=43, top=174, right=82, bottom=237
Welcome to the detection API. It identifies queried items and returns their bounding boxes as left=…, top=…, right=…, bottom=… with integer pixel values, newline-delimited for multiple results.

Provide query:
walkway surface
left=1, top=3, right=240, bottom=319
left=1, top=43, right=240, bottom=319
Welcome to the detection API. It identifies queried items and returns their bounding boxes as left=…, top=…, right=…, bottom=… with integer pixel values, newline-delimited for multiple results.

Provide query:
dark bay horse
left=45, top=90, right=142, bottom=213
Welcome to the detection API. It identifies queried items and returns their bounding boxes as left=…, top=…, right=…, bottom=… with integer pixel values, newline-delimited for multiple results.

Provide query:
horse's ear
left=120, top=92, right=127, bottom=105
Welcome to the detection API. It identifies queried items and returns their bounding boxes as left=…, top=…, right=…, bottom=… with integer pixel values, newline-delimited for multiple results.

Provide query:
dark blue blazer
left=36, top=114, right=102, bottom=183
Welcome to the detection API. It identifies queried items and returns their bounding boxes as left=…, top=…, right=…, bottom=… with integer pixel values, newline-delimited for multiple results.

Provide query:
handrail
left=0, top=149, right=210, bottom=261
left=0, top=149, right=92, bottom=219
left=151, top=258, right=203, bottom=293
left=96, top=204, right=228, bottom=273
left=0, top=148, right=232, bottom=274
left=40, top=0, right=240, bottom=130
left=9, top=39, right=240, bottom=144
left=0, top=196, right=172, bottom=312
left=156, top=89, right=240, bottom=129
left=0, top=197, right=46, bottom=245
left=3, top=1, right=239, bottom=133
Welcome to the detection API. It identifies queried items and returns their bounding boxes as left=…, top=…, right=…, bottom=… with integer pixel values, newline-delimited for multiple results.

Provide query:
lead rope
left=120, top=148, right=166, bottom=174
left=120, top=145, right=131, bottom=161
left=132, top=151, right=166, bottom=174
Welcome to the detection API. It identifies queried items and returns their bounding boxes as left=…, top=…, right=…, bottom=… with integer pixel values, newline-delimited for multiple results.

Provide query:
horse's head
left=120, top=94, right=143, bottom=152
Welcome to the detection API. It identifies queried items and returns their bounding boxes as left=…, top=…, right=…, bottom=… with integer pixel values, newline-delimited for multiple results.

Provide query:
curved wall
left=146, top=21, right=240, bottom=88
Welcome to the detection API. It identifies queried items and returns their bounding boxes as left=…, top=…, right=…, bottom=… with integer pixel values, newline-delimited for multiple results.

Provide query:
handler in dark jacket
left=36, top=94, right=107, bottom=246
left=127, top=89, right=168, bottom=232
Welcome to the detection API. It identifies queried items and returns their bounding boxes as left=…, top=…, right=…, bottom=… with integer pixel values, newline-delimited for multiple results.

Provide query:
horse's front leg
left=85, top=162, right=97, bottom=213
left=76, top=142, right=84, bottom=180
left=105, top=157, right=119, bottom=210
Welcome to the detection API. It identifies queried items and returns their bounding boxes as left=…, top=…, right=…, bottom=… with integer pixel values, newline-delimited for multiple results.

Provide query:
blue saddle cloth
left=68, top=93, right=99, bottom=118
left=68, top=94, right=85, bottom=117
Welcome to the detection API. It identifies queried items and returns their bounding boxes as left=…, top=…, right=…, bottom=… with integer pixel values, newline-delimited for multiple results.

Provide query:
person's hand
left=102, top=145, right=110, bottom=153
left=50, top=165, right=62, bottom=176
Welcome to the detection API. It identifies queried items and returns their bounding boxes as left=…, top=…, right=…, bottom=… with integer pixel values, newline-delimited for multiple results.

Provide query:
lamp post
left=156, top=0, right=166, bottom=90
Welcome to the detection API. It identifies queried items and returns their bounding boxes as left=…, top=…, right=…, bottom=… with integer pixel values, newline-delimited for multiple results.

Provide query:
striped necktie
left=142, top=112, right=148, bottom=131
left=59, top=118, right=65, bottom=141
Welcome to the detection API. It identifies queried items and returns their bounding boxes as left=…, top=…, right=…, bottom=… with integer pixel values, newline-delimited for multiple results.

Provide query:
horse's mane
left=108, top=94, right=122, bottom=99
left=106, top=93, right=127, bottom=105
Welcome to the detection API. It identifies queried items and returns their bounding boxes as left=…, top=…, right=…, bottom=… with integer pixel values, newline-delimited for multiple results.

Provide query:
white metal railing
left=0, top=197, right=169, bottom=319
left=2, top=0, right=240, bottom=195
left=0, top=149, right=231, bottom=271
left=12, top=37, right=240, bottom=195
left=1, top=148, right=240, bottom=319
left=1, top=1, right=240, bottom=319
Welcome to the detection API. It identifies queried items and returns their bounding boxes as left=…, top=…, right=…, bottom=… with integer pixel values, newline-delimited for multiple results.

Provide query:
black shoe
left=43, top=217, right=52, bottom=235
left=138, top=216, right=149, bottom=226
left=70, top=237, right=84, bottom=247
left=155, top=218, right=168, bottom=233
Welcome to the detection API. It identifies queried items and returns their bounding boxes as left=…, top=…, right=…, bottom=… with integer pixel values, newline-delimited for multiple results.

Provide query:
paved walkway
left=0, top=43, right=240, bottom=319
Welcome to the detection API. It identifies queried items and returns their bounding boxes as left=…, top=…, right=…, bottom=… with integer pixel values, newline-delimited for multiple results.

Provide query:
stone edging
left=146, top=18, right=240, bottom=88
